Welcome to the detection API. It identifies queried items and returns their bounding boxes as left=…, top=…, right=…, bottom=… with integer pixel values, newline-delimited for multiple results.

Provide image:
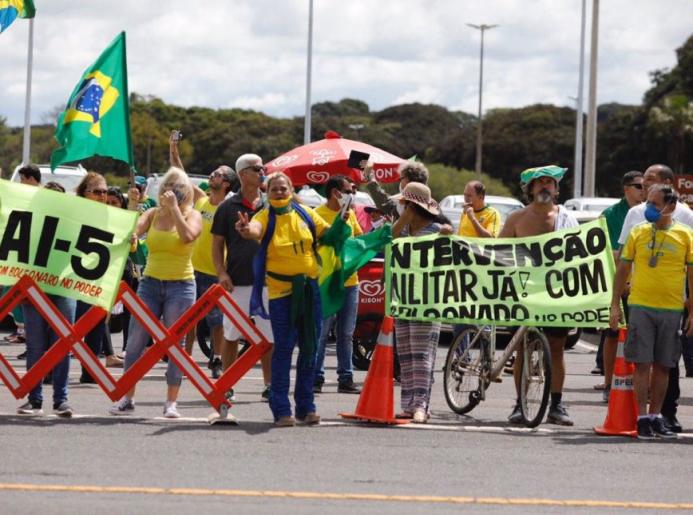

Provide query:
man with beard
left=499, top=165, right=578, bottom=426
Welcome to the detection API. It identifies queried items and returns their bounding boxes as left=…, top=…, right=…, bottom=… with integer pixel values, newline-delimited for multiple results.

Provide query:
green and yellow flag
left=51, top=31, right=134, bottom=170
left=319, top=217, right=391, bottom=318
left=0, top=0, right=35, bottom=33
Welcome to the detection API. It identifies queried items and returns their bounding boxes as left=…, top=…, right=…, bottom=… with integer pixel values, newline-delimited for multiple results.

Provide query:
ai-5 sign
left=0, top=180, right=137, bottom=309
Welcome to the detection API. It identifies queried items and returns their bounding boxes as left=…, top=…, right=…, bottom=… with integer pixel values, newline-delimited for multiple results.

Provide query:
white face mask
left=337, top=192, right=354, bottom=208
left=396, top=202, right=405, bottom=216
left=371, top=218, right=385, bottom=229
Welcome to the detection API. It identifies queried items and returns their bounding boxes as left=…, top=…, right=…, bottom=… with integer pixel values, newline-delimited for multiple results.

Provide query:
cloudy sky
left=0, top=0, right=691, bottom=127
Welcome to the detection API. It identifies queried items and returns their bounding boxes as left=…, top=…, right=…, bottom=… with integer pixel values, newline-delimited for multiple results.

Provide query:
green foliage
left=426, top=163, right=512, bottom=202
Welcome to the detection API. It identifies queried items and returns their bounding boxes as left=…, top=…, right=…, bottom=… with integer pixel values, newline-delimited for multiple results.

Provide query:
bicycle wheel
left=196, top=318, right=213, bottom=359
left=443, top=327, right=490, bottom=415
left=519, top=328, right=552, bottom=428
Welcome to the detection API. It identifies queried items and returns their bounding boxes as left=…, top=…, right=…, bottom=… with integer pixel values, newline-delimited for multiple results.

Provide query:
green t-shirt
left=601, top=198, right=631, bottom=250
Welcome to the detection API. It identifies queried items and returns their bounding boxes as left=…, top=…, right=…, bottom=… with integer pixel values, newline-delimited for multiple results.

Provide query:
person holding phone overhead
left=109, top=167, right=202, bottom=419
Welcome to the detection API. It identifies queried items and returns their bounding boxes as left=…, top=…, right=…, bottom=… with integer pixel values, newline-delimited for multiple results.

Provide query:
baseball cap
left=520, top=165, right=567, bottom=185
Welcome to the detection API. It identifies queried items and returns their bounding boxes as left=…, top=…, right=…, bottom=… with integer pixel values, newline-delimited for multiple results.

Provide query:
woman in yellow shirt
left=236, top=172, right=329, bottom=427
left=109, top=167, right=202, bottom=418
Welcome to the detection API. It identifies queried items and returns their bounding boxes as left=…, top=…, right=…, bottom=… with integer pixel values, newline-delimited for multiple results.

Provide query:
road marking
left=576, top=340, right=598, bottom=352
left=0, top=483, right=691, bottom=509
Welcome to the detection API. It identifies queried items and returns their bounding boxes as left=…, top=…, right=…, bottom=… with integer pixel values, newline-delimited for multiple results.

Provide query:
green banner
left=385, top=219, right=615, bottom=328
left=0, top=180, right=137, bottom=309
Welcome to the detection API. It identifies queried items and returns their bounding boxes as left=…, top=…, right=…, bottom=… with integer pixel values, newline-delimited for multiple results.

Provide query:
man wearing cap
left=617, top=164, right=693, bottom=433
left=499, top=165, right=578, bottom=426
left=169, top=135, right=239, bottom=378
left=592, top=170, right=644, bottom=401
left=212, top=153, right=273, bottom=401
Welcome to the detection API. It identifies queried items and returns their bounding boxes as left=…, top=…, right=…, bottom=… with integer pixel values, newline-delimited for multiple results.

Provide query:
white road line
left=576, top=340, right=598, bottom=352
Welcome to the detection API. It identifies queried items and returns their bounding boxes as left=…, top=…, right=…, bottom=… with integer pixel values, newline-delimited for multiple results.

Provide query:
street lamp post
left=583, top=0, right=599, bottom=197
left=573, top=0, right=587, bottom=198
left=468, top=23, right=498, bottom=176
left=304, top=0, right=314, bottom=145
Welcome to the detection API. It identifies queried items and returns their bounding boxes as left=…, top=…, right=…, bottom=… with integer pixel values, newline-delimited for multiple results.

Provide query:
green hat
left=520, top=165, right=567, bottom=185
left=199, top=181, right=209, bottom=192
left=134, top=175, right=147, bottom=186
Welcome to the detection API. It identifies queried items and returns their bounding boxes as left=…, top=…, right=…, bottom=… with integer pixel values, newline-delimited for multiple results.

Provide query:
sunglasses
left=86, top=188, right=108, bottom=196
left=626, top=183, right=643, bottom=190
left=245, top=165, right=266, bottom=173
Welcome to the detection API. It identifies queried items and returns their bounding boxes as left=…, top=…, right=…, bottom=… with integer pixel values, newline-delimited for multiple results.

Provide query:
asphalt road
left=1, top=330, right=692, bottom=514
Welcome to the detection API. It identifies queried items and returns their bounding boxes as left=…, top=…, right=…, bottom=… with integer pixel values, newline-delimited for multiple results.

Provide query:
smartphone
left=347, top=150, right=370, bottom=170
left=172, top=130, right=183, bottom=143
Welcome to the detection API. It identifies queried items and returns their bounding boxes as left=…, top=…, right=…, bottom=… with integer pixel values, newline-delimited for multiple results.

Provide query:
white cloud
left=0, top=0, right=690, bottom=127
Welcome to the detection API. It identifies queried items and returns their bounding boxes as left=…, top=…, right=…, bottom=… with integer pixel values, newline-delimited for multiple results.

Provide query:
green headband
left=520, top=165, right=567, bottom=185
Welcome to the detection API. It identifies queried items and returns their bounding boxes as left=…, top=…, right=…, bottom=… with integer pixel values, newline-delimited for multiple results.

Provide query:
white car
left=564, top=197, right=619, bottom=213
left=10, top=163, right=87, bottom=194
left=440, top=195, right=524, bottom=233
left=295, top=186, right=326, bottom=207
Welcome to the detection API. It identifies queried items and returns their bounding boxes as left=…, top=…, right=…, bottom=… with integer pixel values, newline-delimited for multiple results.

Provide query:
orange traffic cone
left=594, top=328, right=638, bottom=437
left=340, top=316, right=409, bottom=424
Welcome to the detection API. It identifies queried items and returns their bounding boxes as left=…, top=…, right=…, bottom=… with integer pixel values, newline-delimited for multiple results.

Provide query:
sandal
left=593, top=382, right=607, bottom=391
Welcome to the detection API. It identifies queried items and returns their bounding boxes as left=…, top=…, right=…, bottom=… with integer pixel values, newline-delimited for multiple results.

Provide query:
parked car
left=295, top=186, right=326, bottom=207
left=564, top=197, right=618, bottom=213
left=440, top=194, right=524, bottom=233
left=10, top=163, right=87, bottom=194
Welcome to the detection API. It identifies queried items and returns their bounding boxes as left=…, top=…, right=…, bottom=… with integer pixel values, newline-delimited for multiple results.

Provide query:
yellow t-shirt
left=621, top=221, right=693, bottom=311
left=315, top=204, right=363, bottom=288
left=457, top=205, right=501, bottom=237
left=253, top=204, right=329, bottom=299
left=191, top=197, right=220, bottom=276
left=143, top=210, right=195, bottom=281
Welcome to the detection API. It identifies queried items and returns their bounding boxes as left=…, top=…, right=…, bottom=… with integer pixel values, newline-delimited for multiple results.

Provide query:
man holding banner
left=499, top=165, right=578, bottom=426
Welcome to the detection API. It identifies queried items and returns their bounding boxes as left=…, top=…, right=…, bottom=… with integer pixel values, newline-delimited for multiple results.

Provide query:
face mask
left=371, top=218, right=384, bottom=229
left=269, top=197, right=291, bottom=209
left=644, top=202, right=663, bottom=223
left=396, top=202, right=405, bottom=217
left=337, top=193, right=354, bottom=208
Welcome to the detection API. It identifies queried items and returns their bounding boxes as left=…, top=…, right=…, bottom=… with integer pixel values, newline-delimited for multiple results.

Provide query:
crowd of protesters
left=6, top=148, right=693, bottom=438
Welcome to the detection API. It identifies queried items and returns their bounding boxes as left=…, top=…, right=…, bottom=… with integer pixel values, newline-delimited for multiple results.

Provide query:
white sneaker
left=109, top=397, right=135, bottom=416
left=163, top=401, right=180, bottom=419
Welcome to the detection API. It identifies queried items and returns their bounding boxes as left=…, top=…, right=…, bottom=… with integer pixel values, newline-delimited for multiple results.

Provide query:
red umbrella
left=265, top=130, right=405, bottom=186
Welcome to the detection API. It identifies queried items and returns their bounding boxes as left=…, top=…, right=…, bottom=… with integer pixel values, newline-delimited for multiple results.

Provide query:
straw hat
left=394, top=182, right=440, bottom=216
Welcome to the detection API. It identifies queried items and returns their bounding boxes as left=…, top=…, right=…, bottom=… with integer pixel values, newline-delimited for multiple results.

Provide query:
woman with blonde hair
left=110, top=167, right=202, bottom=418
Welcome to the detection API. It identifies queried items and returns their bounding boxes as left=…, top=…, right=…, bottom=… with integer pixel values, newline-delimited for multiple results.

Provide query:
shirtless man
left=499, top=165, right=578, bottom=426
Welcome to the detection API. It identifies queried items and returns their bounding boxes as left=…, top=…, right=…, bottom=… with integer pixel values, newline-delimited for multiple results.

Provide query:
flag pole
left=21, top=17, right=35, bottom=165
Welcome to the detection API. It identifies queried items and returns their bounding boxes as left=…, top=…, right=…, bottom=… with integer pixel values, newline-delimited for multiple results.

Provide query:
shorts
left=625, top=306, right=682, bottom=368
left=541, top=327, right=570, bottom=339
left=194, top=271, right=223, bottom=328
left=222, top=285, right=273, bottom=342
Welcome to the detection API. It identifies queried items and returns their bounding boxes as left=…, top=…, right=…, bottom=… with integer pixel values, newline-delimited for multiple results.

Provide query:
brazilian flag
left=51, top=31, right=134, bottom=170
left=319, top=217, right=392, bottom=318
left=0, top=0, right=35, bottom=33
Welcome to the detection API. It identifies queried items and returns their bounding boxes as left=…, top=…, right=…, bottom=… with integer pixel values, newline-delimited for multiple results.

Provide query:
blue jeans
left=124, top=277, right=196, bottom=387
left=22, top=295, right=76, bottom=406
left=268, top=279, right=321, bottom=420
left=315, top=285, right=358, bottom=384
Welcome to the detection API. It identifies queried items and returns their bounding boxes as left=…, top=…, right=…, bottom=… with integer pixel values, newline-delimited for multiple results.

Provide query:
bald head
left=642, top=164, right=674, bottom=194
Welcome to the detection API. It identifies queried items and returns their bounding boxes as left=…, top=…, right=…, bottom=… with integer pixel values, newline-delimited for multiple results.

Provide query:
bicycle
left=443, top=325, right=551, bottom=428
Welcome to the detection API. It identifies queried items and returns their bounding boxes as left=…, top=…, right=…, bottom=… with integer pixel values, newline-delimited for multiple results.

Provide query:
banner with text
left=0, top=180, right=137, bottom=309
left=385, top=219, right=615, bottom=327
